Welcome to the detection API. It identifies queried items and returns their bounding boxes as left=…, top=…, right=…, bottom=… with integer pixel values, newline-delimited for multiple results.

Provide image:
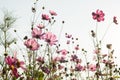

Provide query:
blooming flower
left=44, top=32, right=58, bottom=46
left=60, top=49, right=68, bottom=55
left=75, top=64, right=85, bottom=71
left=32, top=28, right=44, bottom=39
left=89, top=64, right=96, bottom=72
left=92, top=9, right=105, bottom=22
left=42, top=14, right=50, bottom=20
left=5, top=55, right=25, bottom=78
left=36, top=57, right=44, bottom=64
left=49, top=10, right=57, bottom=16
left=24, top=38, right=39, bottom=51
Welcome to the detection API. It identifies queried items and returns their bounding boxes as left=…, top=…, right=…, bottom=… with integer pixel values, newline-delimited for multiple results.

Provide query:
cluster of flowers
left=0, top=0, right=119, bottom=80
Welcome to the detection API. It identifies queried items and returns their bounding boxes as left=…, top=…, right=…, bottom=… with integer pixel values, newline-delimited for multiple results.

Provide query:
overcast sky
left=0, top=0, right=120, bottom=65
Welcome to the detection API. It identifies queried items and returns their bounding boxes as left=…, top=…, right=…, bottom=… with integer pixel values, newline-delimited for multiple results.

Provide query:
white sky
left=0, top=0, right=120, bottom=66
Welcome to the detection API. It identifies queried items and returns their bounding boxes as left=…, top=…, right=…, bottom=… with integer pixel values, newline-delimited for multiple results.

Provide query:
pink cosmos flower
left=92, top=9, right=105, bottom=22
left=37, top=24, right=45, bottom=29
left=113, top=16, right=118, bottom=25
left=42, top=14, right=50, bottom=20
left=49, top=10, right=57, bottom=16
left=60, top=49, right=68, bottom=55
left=32, top=28, right=44, bottom=39
left=24, top=38, right=39, bottom=51
left=5, top=55, right=25, bottom=78
left=89, top=64, right=96, bottom=72
left=36, top=57, right=44, bottom=63
left=75, top=64, right=85, bottom=71
left=44, top=32, right=58, bottom=46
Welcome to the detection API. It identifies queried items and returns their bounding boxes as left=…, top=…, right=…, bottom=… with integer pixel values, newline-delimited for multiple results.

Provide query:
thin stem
left=101, top=22, right=112, bottom=42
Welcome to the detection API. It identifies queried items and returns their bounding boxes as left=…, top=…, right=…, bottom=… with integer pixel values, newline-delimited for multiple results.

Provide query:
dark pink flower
left=32, top=28, right=44, bottom=39
left=49, top=10, right=57, bottom=16
left=92, top=9, right=105, bottom=22
left=36, top=57, right=44, bottom=63
left=5, top=55, right=25, bottom=78
left=75, top=64, right=85, bottom=71
left=44, top=32, right=58, bottom=46
left=24, top=38, right=39, bottom=51
left=42, top=14, right=50, bottom=20
left=113, top=16, right=118, bottom=25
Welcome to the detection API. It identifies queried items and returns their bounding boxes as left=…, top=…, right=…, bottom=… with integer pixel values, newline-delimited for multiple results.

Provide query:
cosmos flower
left=32, top=28, right=44, bottom=39
left=44, top=32, right=58, bottom=46
left=89, top=64, right=96, bottom=72
left=24, top=38, right=39, bottom=51
left=42, top=14, right=50, bottom=20
left=60, top=49, right=68, bottom=55
left=49, top=10, right=57, bottom=16
left=5, top=54, right=25, bottom=78
left=92, top=9, right=105, bottom=22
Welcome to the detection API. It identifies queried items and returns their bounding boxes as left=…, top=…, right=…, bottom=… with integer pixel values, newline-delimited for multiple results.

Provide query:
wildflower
left=32, top=28, right=44, bottom=39
left=36, top=57, right=44, bottom=64
left=70, top=55, right=78, bottom=62
left=5, top=55, right=25, bottom=78
left=49, top=10, right=57, bottom=16
left=92, top=9, right=105, bottom=22
left=42, top=14, right=50, bottom=20
left=24, top=38, right=39, bottom=51
left=60, top=49, right=68, bottom=55
left=44, top=32, right=58, bottom=46
left=113, top=16, right=118, bottom=25
left=75, top=64, right=85, bottom=71
left=89, top=64, right=96, bottom=72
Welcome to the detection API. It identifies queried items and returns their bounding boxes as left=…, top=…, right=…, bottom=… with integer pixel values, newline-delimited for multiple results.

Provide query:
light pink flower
left=42, top=14, right=50, bottom=20
left=60, top=49, right=68, bottom=55
left=37, top=24, right=45, bottom=29
left=32, top=28, right=44, bottom=39
left=44, top=32, right=58, bottom=46
left=53, top=56, right=60, bottom=62
left=92, top=9, right=105, bottom=22
left=49, top=10, right=57, bottom=16
left=24, top=38, right=39, bottom=51
left=89, top=64, right=96, bottom=72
